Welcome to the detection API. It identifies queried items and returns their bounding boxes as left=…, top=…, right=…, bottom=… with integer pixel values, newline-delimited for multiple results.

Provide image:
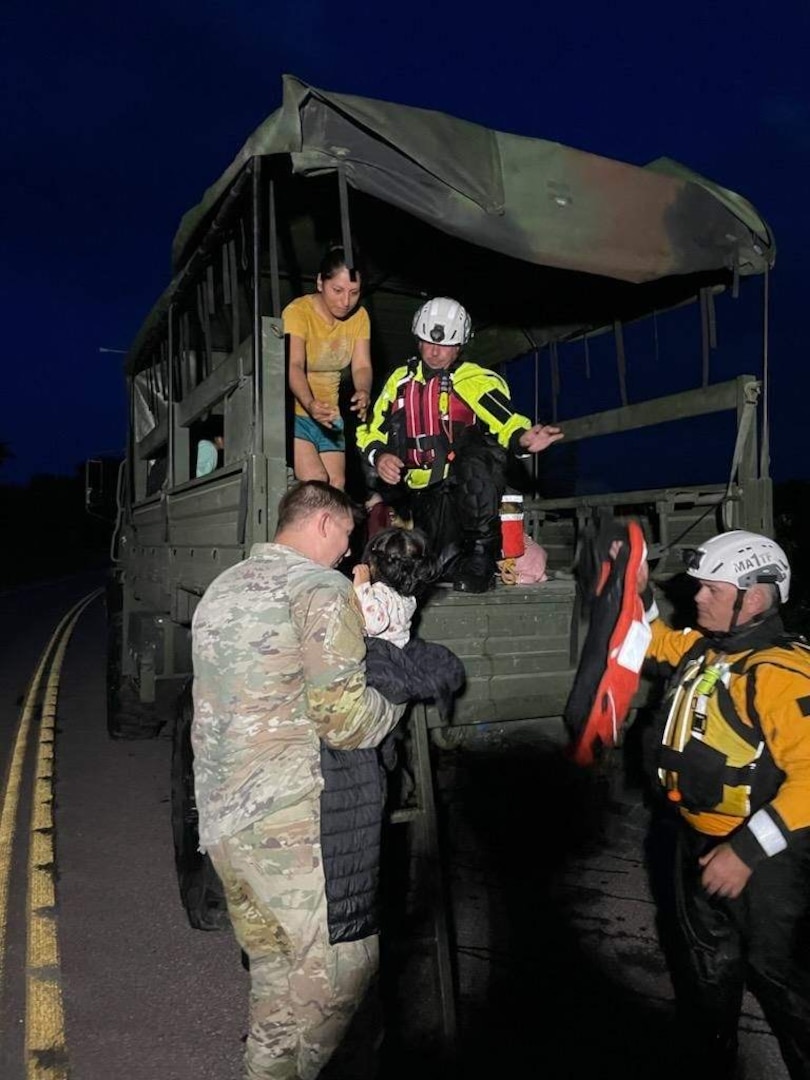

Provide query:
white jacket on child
left=354, top=581, right=417, bottom=649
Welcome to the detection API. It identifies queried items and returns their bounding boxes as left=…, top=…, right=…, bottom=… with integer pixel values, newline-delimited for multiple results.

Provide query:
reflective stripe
left=479, top=388, right=514, bottom=425
left=748, top=808, right=788, bottom=856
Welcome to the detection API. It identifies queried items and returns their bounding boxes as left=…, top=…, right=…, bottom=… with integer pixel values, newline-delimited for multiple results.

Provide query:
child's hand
left=352, top=564, right=371, bottom=587
left=608, top=539, right=649, bottom=595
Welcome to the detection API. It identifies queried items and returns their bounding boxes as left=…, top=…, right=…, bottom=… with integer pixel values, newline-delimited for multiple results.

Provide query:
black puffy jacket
left=320, top=636, right=465, bottom=943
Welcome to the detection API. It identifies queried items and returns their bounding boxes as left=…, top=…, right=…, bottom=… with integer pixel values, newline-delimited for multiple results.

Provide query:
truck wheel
left=171, top=685, right=229, bottom=931
left=106, top=612, right=163, bottom=739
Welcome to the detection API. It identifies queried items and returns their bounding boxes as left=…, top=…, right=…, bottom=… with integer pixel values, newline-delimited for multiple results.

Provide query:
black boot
left=453, top=540, right=497, bottom=593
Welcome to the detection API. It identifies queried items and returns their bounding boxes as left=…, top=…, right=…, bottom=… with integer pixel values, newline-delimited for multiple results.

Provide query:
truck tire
left=106, top=612, right=163, bottom=739
left=171, top=685, right=229, bottom=931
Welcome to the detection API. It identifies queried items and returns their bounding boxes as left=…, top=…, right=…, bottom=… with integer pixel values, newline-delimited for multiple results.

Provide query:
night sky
left=3, top=0, right=809, bottom=485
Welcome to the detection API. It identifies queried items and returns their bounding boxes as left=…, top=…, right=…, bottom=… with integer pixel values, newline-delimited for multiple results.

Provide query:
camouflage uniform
left=192, top=542, right=402, bottom=1080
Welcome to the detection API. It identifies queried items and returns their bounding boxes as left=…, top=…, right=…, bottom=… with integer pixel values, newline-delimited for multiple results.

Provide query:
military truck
left=107, top=77, right=775, bottom=972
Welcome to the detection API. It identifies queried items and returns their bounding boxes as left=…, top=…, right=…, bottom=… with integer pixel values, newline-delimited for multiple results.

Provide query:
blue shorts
left=294, top=414, right=346, bottom=453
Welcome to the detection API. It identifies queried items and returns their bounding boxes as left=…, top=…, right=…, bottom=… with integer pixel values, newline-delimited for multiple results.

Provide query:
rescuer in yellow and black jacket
left=640, top=530, right=810, bottom=1080
left=357, top=297, right=563, bottom=592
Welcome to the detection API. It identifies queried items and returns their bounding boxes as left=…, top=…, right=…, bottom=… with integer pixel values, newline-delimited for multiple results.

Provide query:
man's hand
left=699, top=843, right=752, bottom=899
left=519, top=424, right=564, bottom=454
left=352, top=564, right=371, bottom=587
left=376, top=452, right=404, bottom=486
left=350, top=389, right=370, bottom=421
left=308, top=399, right=340, bottom=427
left=607, top=538, right=649, bottom=595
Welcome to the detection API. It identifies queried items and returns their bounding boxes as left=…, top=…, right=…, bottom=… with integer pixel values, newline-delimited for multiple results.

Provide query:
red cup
left=500, top=514, right=525, bottom=559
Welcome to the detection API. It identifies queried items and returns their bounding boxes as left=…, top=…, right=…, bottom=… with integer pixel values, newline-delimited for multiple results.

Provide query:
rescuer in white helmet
left=682, top=529, right=791, bottom=631
left=635, top=529, right=810, bottom=1077
left=357, top=297, right=563, bottom=592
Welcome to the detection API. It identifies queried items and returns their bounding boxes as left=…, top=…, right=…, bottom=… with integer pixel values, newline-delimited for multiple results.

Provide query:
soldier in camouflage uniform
left=191, top=481, right=403, bottom=1080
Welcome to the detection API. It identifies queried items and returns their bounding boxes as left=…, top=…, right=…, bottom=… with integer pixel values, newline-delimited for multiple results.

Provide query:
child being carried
left=352, top=527, right=422, bottom=649
left=352, top=527, right=465, bottom=717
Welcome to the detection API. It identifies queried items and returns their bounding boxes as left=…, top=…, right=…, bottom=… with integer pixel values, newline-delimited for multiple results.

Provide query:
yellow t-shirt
left=283, top=294, right=370, bottom=417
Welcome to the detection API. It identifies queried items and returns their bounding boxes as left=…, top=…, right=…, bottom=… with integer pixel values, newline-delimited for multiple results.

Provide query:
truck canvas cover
left=128, top=75, right=774, bottom=375
left=174, top=75, right=773, bottom=282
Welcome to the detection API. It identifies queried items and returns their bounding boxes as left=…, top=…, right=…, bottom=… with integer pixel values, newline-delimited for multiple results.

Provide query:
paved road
left=0, top=575, right=791, bottom=1079
left=436, top=726, right=789, bottom=1079
left=0, top=578, right=247, bottom=1080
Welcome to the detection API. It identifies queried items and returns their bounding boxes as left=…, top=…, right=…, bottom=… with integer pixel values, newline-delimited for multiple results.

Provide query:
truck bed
left=418, top=577, right=577, bottom=728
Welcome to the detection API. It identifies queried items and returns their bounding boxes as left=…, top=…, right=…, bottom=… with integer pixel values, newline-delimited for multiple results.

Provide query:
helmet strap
left=727, top=588, right=746, bottom=634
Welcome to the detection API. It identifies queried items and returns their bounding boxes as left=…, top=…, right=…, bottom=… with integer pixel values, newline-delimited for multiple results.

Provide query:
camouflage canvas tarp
left=173, top=74, right=774, bottom=283
left=127, top=76, right=774, bottom=375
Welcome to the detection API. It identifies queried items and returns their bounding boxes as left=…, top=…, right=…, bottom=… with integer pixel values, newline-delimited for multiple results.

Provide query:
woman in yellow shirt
left=283, top=246, right=372, bottom=489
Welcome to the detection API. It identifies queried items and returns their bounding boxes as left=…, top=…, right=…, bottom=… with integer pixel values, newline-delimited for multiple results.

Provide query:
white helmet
left=412, top=297, right=472, bottom=346
left=684, top=530, right=790, bottom=603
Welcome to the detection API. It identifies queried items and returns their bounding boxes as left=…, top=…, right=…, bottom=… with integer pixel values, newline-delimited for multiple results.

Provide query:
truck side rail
left=525, top=483, right=738, bottom=578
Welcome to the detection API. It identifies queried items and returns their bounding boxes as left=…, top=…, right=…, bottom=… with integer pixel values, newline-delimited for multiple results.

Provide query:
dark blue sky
left=3, top=0, right=809, bottom=484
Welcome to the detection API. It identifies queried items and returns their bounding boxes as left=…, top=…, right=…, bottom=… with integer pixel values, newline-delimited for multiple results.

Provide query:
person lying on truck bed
left=357, top=296, right=563, bottom=592
left=283, top=243, right=373, bottom=491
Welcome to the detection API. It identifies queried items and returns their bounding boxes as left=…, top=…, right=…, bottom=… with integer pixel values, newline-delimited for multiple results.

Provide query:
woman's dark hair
left=362, top=527, right=439, bottom=598
left=319, top=243, right=364, bottom=283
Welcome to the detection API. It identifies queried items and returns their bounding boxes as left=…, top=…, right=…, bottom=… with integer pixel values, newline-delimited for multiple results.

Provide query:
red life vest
left=391, top=365, right=476, bottom=473
left=564, top=518, right=650, bottom=766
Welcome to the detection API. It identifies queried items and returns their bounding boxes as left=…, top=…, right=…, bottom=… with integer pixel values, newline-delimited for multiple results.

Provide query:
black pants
left=409, top=431, right=507, bottom=558
left=671, top=826, right=810, bottom=1079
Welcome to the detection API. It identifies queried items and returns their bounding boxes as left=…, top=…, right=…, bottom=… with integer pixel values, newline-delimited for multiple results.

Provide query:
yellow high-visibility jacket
left=357, top=358, right=532, bottom=489
left=648, top=617, right=810, bottom=867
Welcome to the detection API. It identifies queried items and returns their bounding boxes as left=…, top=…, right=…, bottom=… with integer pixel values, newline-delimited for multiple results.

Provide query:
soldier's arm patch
left=323, top=595, right=366, bottom=661
left=294, top=581, right=397, bottom=749
left=345, top=586, right=365, bottom=626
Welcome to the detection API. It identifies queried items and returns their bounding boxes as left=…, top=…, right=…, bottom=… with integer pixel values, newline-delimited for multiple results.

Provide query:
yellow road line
left=0, top=602, right=76, bottom=997
left=25, top=588, right=102, bottom=1080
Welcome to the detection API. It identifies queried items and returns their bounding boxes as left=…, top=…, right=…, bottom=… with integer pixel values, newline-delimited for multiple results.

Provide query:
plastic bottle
left=499, top=494, right=525, bottom=559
